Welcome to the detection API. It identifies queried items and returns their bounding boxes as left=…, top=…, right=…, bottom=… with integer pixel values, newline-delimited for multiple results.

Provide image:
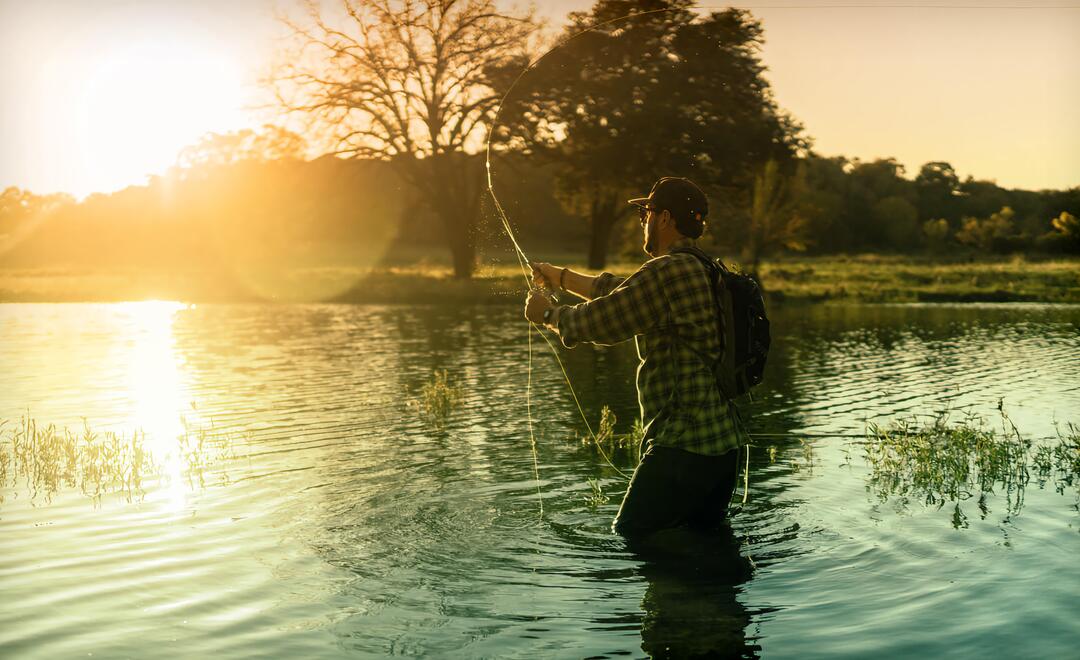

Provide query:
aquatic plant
left=863, top=411, right=1079, bottom=524
left=585, top=478, right=610, bottom=508
left=0, top=414, right=248, bottom=506
left=412, top=369, right=464, bottom=428
left=0, top=417, right=152, bottom=504
left=585, top=406, right=643, bottom=451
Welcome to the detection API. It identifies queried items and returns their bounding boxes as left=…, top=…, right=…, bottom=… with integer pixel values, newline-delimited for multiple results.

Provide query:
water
left=1, top=302, right=1078, bottom=658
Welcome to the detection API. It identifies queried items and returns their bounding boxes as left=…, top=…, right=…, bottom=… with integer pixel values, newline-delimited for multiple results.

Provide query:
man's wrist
left=543, top=305, right=562, bottom=327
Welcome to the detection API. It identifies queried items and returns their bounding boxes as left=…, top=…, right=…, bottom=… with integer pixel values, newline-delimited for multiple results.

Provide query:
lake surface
left=1, top=302, right=1078, bottom=658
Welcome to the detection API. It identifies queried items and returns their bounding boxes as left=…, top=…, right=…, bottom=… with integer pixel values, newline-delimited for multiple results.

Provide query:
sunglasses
left=637, top=205, right=658, bottom=226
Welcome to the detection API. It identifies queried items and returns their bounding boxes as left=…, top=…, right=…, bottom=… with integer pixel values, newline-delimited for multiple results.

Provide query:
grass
left=2, top=253, right=1078, bottom=304
left=584, top=478, right=610, bottom=507
left=580, top=405, right=644, bottom=454
left=409, top=369, right=465, bottom=429
left=758, top=254, right=1080, bottom=304
left=862, top=410, right=1080, bottom=525
left=0, top=415, right=247, bottom=505
left=0, top=417, right=152, bottom=504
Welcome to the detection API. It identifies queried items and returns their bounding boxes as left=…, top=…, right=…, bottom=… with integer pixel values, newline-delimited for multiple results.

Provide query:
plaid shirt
left=555, top=238, right=747, bottom=456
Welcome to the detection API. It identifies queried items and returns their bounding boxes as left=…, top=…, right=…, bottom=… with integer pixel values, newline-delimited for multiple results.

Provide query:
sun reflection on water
left=114, top=300, right=192, bottom=509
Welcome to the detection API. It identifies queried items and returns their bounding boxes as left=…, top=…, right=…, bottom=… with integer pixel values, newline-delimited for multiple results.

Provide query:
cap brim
left=627, top=196, right=650, bottom=207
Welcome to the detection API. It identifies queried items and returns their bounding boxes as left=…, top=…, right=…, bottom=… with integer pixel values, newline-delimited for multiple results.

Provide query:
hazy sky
left=1, top=0, right=1077, bottom=198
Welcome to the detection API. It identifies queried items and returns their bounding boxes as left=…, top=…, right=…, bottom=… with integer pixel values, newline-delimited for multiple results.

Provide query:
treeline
left=706, top=157, right=1080, bottom=259
left=3, top=0, right=1079, bottom=284
left=3, top=148, right=1076, bottom=277
left=0, top=145, right=583, bottom=275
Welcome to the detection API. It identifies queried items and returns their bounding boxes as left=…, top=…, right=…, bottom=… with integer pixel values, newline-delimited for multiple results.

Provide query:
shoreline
left=1, top=256, right=1077, bottom=305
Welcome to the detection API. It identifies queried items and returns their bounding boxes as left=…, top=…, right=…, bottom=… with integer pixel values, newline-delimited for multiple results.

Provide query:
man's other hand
left=524, top=290, right=553, bottom=324
left=530, top=262, right=561, bottom=290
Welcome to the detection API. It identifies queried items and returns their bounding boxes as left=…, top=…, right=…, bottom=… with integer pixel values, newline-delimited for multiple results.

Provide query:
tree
left=268, top=0, right=537, bottom=278
left=955, top=206, right=1020, bottom=253
left=1038, top=210, right=1080, bottom=253
left=176, top=125, right=308, bottom=171
left=743, top=159, right=809, bottom=278
left=492, top=0, right=802, bottom=268
left=0, top=187, right=74, bottom=258
left=914, top=161, right=961, bottom=225
left=922, top=218, right=951, bottom=252
left=873, top=195, right=920, bottom=250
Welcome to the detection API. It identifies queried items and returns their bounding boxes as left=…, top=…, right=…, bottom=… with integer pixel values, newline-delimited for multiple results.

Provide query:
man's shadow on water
left=626, top=524, right=759, bottom=659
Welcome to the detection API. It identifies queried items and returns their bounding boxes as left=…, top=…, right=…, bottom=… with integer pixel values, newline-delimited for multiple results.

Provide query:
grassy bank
left=1, top=254, right=1078, bottom=304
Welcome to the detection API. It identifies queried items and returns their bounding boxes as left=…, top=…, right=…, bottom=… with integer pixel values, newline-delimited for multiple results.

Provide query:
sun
left=72, top=36, right=250, bottom=196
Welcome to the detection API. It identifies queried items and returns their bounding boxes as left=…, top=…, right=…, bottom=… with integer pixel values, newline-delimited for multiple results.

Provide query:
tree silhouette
left=744, top=159, right=808, bottom=278
left=492, top=0, right=801, bottom=268
left=267, top=0, right=537, bottom=278
left=176, top=125, right=308, bottom=171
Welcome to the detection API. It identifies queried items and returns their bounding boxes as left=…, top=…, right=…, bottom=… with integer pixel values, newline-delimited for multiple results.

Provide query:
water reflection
left=630, top=527, right=758, bottom=658
left=1, top=303, right=1079, bottom=657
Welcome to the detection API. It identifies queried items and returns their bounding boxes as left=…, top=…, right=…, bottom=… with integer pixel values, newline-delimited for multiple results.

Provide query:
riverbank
left=1, top=255, right=1077, bottom=304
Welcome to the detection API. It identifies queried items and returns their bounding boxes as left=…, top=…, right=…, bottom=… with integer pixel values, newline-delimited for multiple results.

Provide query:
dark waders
left=612, top=439, right=740, bottom=537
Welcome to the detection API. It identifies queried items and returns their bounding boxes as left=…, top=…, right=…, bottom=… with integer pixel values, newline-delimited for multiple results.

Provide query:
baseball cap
left=628, top=176, right=708, bottom=238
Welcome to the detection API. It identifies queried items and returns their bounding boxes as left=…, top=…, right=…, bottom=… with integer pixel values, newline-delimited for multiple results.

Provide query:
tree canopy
left=268, top=0, right=538, bottom=277
left=491, top=0, right=804, bottom=267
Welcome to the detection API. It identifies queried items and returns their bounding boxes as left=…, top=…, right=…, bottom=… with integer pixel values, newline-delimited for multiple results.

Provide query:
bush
left=955, top=206, right=1026, bottom=253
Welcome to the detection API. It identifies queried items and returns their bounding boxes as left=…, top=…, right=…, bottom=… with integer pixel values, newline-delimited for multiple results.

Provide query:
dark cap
left=628, top=177, right=708, bottom=238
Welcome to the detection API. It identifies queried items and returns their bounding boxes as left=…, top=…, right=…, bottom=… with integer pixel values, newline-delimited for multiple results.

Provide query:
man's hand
left=524, top=290, right=554, bottom=324
left=531, top=262, right=562, bottom=290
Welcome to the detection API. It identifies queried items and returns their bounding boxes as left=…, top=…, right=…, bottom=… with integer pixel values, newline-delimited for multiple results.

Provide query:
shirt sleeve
left=556, top=259, right=667, bottom=347
left=590, top=272, right=625, bottom=299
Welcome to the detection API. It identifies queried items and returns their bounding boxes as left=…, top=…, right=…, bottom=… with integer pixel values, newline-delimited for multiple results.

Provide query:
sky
left=1, top=0, right=1077, bottom=199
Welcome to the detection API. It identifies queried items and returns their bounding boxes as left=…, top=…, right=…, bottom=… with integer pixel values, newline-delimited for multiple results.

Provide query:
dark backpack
left=671, top=246, right=771, bottom=399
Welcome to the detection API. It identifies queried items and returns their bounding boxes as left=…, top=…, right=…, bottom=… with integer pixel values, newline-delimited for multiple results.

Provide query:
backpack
left=670, top=246, right=771, bottom=399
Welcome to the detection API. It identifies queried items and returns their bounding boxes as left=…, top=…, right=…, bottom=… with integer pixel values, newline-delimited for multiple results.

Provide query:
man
left=524, top=176, right=747, bottom=537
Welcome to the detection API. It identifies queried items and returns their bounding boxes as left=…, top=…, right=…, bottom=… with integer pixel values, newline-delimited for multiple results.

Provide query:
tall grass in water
left=0, top=415, right=248, bottom=505
left=0, top=417, right=151, bottom=504
left=863, top=410, right=1079, bottom=525
left=585, top=406, right=644, bottom=452
left=411, top=369, right=465, bottom=429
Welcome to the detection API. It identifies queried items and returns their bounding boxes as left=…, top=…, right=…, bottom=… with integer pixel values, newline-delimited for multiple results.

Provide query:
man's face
left=641, top=205, right=660, bottom=256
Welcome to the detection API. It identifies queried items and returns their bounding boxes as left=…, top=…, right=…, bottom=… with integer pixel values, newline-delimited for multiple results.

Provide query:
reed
left=862, top=410, right=1079, bottom=523
left=585, top=406, right=643, bottom=451
left=412, top=369, right=465, bottom=429
left=584, top=478, right=610, bottom=507
left=0, top=414, right=248, bottom=505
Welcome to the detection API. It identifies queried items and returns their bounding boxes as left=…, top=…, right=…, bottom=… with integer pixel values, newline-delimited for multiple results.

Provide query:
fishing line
left=484, top=8, right=694, bottom=514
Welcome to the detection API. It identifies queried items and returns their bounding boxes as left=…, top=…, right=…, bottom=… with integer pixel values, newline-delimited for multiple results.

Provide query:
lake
left=1, top=302, right=1078, bottom=658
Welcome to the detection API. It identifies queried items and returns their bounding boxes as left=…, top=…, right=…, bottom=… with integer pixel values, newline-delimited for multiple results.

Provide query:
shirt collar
left=668, top=237, right=698, bottom=252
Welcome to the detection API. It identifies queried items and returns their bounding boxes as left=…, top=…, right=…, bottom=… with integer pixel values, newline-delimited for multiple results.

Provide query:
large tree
left=492, top=0, right=803, bottom=268
left=268, top=0, right=537, bottom=278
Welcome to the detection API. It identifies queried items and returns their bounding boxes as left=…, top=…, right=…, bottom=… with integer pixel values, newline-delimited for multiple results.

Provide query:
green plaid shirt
left=555, top=238, right=747, bottom=456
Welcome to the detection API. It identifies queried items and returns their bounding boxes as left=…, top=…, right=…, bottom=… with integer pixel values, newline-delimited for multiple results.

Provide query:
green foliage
left=955, top=206, right=1021, bottom=253
left=413, top=370, right=465, bottom=429
left=584, top=478, right=610, bottom=507
left=863, top=411, right=1080, bottom=525
left=1043, top=211, right=1080, bottom=252
left=874, top=196, right=920, bottom=249
left=587, top=406, right=644, bottom=451
left=493, top=1, right=802, bottom=267
left=743, top=159, right=810, bottom=274
left=1050, top=210, right=1079, bottom=237
left=922, top=218, right=951, bottom=252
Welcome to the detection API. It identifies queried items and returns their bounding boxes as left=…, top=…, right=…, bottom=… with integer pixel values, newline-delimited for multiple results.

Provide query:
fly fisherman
left=525, top=176, right=747, bottom=537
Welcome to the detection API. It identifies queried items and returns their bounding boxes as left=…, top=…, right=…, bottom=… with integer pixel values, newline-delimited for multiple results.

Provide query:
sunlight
left=115, top=300, right=191, bottom=509
left=72, top=37, right=249, bottom=196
